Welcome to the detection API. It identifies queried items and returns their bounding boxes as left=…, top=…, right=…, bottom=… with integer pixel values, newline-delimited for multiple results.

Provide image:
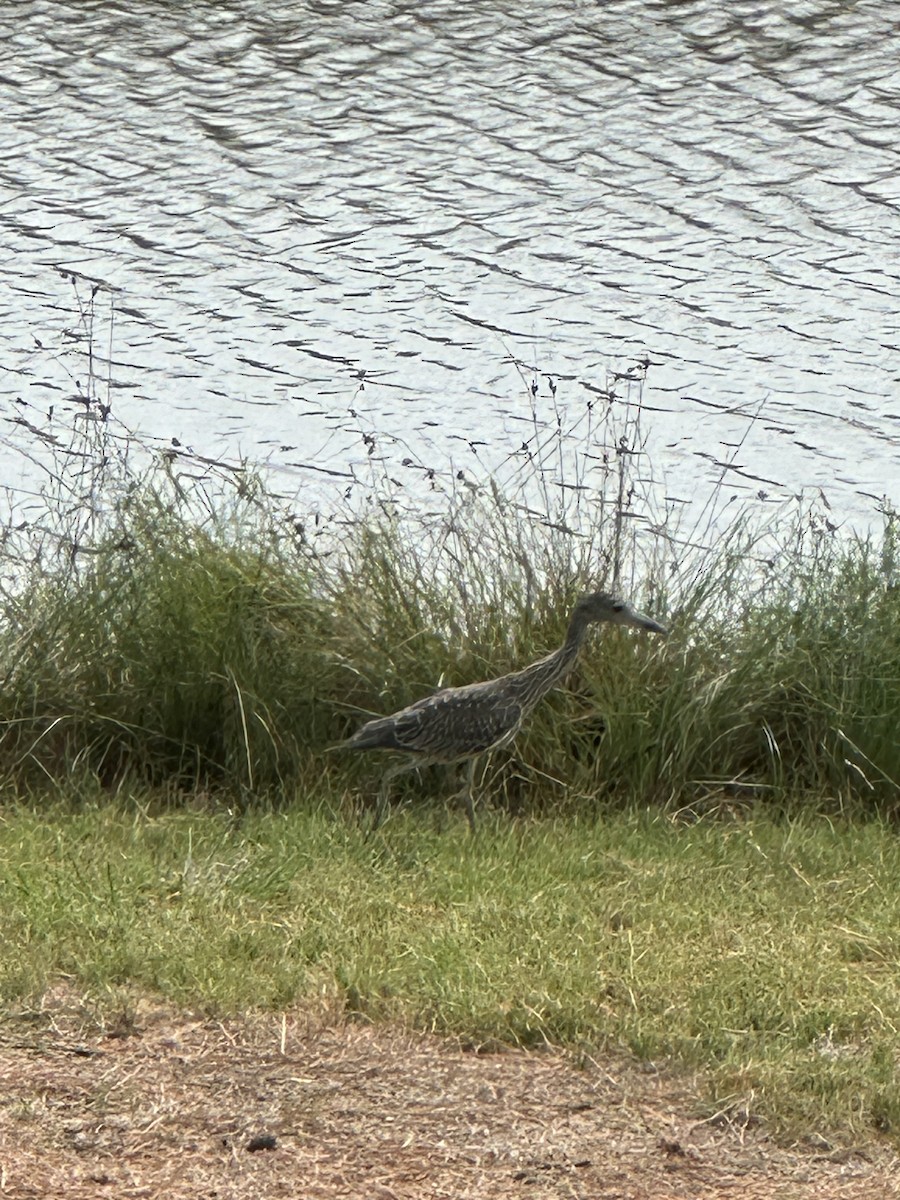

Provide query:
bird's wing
left=391, top=684, right=524, bottom=758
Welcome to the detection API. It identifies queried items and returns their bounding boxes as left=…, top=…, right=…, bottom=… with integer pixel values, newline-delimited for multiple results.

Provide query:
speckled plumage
left=344, top=591, right=667, bottom=830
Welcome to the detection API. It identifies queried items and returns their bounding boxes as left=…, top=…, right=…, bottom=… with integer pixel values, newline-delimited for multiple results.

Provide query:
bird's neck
left=506, top=611, right=593, bottom=709
left=563, top=607, right=593, bottom=655
left=552, top=608, right=594, bottom=676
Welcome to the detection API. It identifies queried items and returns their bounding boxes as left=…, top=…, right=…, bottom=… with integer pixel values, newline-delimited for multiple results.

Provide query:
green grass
left=0, top=448, right=897, bottom=813
left=4, top=795, right=900, bottom=1141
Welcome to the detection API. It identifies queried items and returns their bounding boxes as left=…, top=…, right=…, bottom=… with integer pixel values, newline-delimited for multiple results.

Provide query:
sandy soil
left=0, top=992, right=897, bottom=1200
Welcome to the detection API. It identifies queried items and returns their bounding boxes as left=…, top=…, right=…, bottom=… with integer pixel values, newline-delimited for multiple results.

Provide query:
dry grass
left=0, top=985, right=897, bottom=1200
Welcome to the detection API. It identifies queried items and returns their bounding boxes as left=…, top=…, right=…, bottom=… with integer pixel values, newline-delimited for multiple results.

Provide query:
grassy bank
left=3, top=796, right=900, bottom=1142
left=0, top=324, right=898, bottom=815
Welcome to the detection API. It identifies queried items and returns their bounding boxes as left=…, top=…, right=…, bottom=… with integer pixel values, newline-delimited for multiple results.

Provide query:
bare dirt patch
left=0, top=993, right=897, bottom=1199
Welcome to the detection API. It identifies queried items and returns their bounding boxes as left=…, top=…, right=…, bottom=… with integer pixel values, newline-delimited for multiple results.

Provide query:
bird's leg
left=449, top=758, right=478, bottom=834
left=373, top=757, right=418, bottom=830
left=463, top=757, right=477, bottom=834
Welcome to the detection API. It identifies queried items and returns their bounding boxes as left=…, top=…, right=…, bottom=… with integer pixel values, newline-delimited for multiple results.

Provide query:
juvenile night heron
left=343, top=591, right=667, bottom=831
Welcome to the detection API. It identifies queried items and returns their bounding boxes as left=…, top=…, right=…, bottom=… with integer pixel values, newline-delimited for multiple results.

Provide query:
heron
left=342, top=591, right=667, bottom=831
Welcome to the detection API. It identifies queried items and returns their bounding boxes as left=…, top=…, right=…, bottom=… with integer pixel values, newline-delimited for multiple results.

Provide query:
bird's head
left=574, top=591, right=668, bottom=636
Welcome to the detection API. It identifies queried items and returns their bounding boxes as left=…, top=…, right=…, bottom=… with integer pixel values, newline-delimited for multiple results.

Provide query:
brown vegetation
left=0, top=989, right=896, bottom=1200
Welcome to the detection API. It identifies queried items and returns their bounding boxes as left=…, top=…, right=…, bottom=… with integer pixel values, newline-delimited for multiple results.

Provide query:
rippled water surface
left=1, top=0, right=898, bottom=526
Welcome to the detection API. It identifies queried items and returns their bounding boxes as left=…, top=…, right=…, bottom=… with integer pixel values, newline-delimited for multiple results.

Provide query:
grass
left=3, top=793, right=900, bottom=1142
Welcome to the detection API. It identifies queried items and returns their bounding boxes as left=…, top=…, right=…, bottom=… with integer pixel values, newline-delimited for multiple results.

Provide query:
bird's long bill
left=628, top=607, right=668, bottom=636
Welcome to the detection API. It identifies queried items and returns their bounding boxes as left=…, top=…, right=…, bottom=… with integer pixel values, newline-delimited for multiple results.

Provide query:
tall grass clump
left=1, top=279, right=898, bottom=815
left=607, top=506, right=900, bottom=814
left=0, top=468, right=342, bottom=790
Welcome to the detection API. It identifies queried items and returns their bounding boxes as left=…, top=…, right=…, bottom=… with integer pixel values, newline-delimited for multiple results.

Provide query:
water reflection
left=0, top=0, right=897, bottom=528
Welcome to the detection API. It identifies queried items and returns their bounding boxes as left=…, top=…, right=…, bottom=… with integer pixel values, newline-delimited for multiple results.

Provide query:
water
left=1, top=0, right=898, bottom=531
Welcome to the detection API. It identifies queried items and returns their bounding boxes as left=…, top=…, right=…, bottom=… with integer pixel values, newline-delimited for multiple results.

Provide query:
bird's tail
left=339, top=716, right=404, bottom=752
left=323, top=720, right=398, bottom=755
